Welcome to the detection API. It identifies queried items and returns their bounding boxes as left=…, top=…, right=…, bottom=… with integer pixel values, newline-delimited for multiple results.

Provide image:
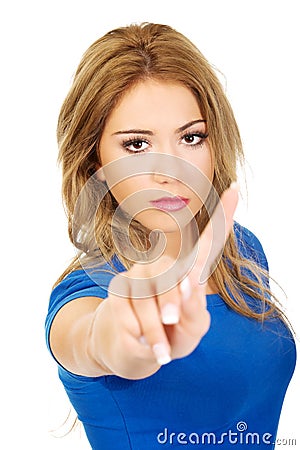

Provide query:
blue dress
left=45, top=223, right=296, bottom=449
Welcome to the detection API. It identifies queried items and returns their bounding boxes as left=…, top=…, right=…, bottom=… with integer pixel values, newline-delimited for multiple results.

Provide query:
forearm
left=49, top=297, right=113, bottom=377
left=69, top=307, right=114, bottom=377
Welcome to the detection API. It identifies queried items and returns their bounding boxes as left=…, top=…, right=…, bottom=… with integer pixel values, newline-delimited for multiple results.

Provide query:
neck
left=163, top=225, right=198, bottom=260
left=150, top=222, right=219, bottom=295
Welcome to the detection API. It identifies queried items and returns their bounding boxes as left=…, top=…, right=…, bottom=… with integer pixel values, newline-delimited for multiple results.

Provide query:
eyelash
left=121, top=131, right=209, bottom=154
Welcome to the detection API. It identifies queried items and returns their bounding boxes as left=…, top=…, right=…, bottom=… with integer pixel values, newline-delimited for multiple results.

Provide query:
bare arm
left=49, top=184, right=239, bottom=380
left=49, top=296, right=113, bottom=377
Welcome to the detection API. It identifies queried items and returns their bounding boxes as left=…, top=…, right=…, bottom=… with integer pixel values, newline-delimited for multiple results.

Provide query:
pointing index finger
left=191, top=182, right=239, bottom=285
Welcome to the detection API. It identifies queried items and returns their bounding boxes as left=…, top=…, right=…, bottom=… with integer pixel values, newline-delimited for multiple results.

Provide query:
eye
left=122, top=138, right=150, bottom=153
left=181, top=132, right=208, bottom=147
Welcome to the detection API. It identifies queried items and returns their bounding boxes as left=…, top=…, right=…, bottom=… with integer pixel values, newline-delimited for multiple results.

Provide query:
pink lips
left=150, top=196, right=190, bottom=212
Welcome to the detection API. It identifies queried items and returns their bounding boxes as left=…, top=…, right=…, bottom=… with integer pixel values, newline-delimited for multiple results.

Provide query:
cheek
left=200, top=146, right=214, bottom=181
left=109, top=182, right=130, bottom=205
left=186, top=149, right=214, bottom=207
left=208, top=147, right=215, bottom=180
left=109, top=178, right=148, bottom=217
left=188, top=147, right=214, bottom=185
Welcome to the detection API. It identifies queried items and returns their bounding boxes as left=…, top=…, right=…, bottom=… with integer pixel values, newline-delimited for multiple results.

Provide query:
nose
left=153, top=172, right=177, bottom=184
left=152, top=153, right=182, bottom=185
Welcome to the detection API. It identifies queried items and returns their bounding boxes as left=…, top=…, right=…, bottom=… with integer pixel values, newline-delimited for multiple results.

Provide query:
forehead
left=105, top=79, right=202, bottom=131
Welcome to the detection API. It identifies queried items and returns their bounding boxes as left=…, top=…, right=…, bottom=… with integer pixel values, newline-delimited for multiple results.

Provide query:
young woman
left=45, top=23, right=296, bottom=449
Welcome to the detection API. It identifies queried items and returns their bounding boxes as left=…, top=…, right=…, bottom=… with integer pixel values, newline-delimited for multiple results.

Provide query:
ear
left=95, top=164, right=106, bottom=182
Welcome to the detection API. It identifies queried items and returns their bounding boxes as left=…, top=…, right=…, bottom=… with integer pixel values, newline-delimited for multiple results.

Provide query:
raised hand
left=90, top=183, right=239, bottom=379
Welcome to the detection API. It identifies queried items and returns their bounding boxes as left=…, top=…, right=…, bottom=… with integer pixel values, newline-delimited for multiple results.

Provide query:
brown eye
left=122, top=138, right=150, bottom=153
left=181, top=132, right=208, bottom=148
left=130, top=141, right=144, bottom=150
left=184, top=135, right=197, bottom=144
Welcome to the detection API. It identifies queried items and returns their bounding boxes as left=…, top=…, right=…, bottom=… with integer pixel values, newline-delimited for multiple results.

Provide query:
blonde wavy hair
left=56, top=22, right=285, bottom=323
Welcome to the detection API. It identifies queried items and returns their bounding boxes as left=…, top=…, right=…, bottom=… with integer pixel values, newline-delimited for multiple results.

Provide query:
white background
left=1, top=0, right=299, bottom=448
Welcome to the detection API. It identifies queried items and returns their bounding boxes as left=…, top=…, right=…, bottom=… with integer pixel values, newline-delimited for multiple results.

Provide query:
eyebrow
left=112, top=119, right=206, bottom=136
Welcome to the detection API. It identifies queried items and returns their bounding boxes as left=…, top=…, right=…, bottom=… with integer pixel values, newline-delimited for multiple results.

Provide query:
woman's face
left=98, top=79, right=214, bottom=233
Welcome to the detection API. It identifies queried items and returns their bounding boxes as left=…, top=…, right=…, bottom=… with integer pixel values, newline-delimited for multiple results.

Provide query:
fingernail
left=161, top=303, right=179, bottom=325
left=152, top=343, right=171, bottom=365
left=179, top=277, right=192, bottom=301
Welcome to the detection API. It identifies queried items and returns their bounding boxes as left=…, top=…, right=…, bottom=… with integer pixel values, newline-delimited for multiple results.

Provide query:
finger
left=191, top=182, right=239, bottom=285
left=150, top=263, right=181, bottom=326
left=164, top=278, right=211, bottom=358
left=156, top=286, right=181, bottom=325
left=130, top=295, right=172, bottom=366
left=179, top=276, right=209, bottom=324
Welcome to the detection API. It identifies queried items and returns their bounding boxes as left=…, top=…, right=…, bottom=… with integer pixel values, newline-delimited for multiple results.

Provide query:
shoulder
left=45, top=257, right=126, bottom=352
left=233, top=222, right=269, bottom=271
left=50, top=257, right=126, bottom=303
left=47, top=257, right=126, bottom=324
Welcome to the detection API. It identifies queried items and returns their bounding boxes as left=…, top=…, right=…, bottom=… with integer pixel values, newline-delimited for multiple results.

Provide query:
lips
left=149, top=196, right=190, bottom=212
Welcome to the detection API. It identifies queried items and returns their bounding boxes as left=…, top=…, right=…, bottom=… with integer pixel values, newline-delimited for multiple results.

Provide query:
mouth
left=149, top=196, right=190, bottom=212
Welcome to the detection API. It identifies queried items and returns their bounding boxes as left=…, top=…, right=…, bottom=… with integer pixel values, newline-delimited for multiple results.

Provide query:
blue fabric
left=45, top=223, right=296, bottom=449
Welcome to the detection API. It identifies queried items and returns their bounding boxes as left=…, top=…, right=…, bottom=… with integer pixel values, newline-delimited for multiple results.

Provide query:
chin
left=135, top=212, right=191, bottom=235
